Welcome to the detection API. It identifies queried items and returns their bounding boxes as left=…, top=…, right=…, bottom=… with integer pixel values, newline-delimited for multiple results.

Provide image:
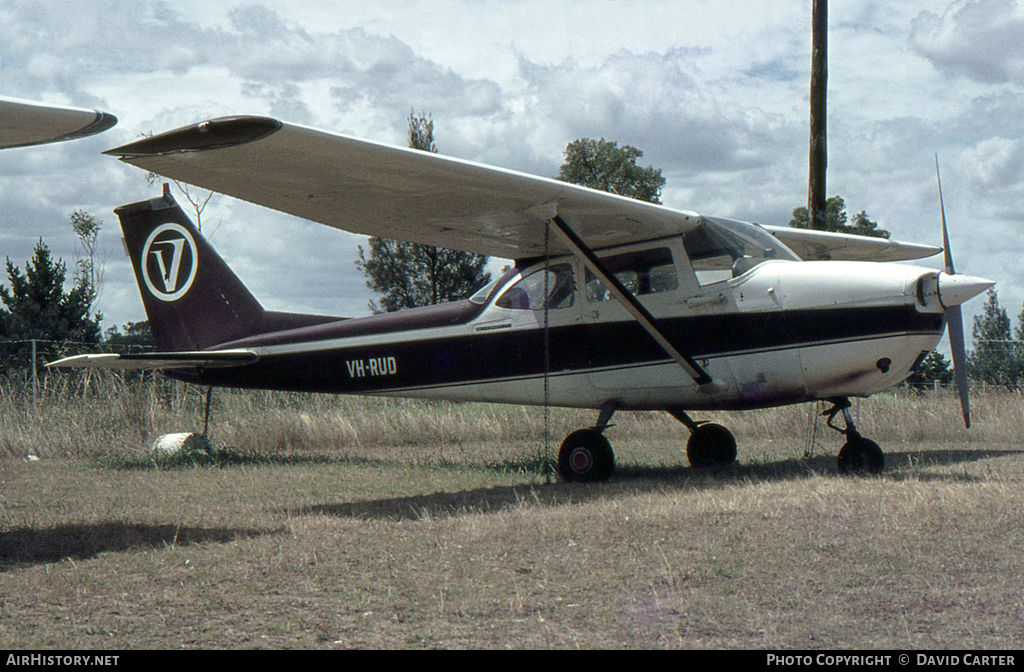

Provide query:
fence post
left=31, top=339, right=38, bottom=407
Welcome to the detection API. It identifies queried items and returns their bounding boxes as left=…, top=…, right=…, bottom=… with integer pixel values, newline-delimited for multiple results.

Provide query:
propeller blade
left=936, top=154, right=971, bottom=428
left=936, top=154, right=956, bottom=275
left=946, top=303, right=971, bottom=428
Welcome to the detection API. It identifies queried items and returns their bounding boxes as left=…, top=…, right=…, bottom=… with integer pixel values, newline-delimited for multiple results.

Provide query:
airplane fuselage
left=191, top=241, right=946, bottom=413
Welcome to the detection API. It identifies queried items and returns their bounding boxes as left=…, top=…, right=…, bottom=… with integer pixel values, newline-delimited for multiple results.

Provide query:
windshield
left=469, top=268, right=519, bottom=305
left=682, top=216, right=798, bottom=285
left=469, top=278, right=500, bottom=305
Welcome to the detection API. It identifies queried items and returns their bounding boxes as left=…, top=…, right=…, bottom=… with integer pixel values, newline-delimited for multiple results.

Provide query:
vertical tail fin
left=117, top=193, right=264, bottom=351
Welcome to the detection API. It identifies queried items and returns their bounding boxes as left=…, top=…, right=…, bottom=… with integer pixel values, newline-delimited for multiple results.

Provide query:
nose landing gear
left=823, top=397, right=884, bottom=475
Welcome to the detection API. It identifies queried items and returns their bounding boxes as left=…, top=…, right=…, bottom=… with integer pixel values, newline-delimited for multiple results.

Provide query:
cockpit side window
left=586, top=247, right=678, bottom=302
left=495, top=263, right=575, bottom=310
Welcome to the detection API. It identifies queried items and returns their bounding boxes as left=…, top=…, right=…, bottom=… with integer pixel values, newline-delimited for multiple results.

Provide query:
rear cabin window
left=586, top=247, right=678, bottom=302
left=495, top=264, right=575, bottom=310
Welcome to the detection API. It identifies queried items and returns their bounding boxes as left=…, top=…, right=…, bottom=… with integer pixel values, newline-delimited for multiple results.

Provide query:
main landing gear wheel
left=686, top=422, right=738, bottom=468
left=558, top=429, right=615, bottom=483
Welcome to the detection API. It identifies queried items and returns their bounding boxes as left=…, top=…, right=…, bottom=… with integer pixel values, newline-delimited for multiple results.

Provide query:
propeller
left=935, top=155, right=989, bottom=428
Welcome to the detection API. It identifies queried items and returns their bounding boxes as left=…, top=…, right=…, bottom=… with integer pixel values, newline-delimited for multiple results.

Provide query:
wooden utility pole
left=808, top=0, right=828, bottom=231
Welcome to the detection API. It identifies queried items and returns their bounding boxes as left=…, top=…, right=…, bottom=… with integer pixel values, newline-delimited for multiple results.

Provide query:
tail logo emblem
left=141, top=223, right=198, bottom=302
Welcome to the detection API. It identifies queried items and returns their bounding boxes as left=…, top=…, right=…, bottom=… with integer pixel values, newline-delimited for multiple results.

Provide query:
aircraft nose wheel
left=558, top=429, right=615, bottom=482
left=837, top=435, right=884, bottom=475
left=824, top=398, right=885, bottom=476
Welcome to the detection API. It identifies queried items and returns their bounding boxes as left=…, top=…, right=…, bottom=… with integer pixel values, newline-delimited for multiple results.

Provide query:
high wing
left=103, top=116, right=703, bottom=259
left=763, top=225, right=940, bottom=263
left=0, top=96, right=117, bottom=150
left=47, top=350, right=259, bottom=371
left=104, top=115, right=938, bottom=262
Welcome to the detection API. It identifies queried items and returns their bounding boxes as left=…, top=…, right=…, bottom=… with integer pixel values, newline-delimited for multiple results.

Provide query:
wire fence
left=0, top=337, right=158, bottom=405
left=0, top=337, right=154, bottom=367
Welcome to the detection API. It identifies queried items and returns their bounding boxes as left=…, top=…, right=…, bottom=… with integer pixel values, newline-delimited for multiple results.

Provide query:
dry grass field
left=1, top=373, right=1023, bottom=649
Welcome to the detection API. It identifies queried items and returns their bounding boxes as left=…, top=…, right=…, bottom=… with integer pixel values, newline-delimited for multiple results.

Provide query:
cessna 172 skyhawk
left=49, top=116, right=994, bottom=480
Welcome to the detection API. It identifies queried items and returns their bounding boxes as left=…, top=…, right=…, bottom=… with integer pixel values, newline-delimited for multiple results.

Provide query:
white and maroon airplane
left=49, top=116, right=993, bottom=480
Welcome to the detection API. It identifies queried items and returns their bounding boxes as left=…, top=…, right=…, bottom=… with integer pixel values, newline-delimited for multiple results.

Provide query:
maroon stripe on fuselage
left=188, top=304, right=945, bottom=397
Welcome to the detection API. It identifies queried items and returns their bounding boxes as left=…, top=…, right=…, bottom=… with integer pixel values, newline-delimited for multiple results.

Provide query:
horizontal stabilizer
left=46, top=349, right=259, bottom=371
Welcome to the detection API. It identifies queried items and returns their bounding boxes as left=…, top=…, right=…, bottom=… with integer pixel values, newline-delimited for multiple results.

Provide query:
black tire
left=686, top=423, right=738, bottom=468
left=558, top=429, right=615, bottom=482
left=837, top=436, right=884, bottom=475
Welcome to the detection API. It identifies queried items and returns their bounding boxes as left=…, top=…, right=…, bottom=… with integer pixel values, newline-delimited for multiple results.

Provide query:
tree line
left=962, top=288, right=1024, bottom=388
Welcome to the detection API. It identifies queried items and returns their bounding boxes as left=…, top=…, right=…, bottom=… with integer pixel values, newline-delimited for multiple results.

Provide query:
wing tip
left=0, top=105, right=118, bottom=150
left=69, top=110, right=118, bottom=142
left=105, top=116, right=282, bottom=158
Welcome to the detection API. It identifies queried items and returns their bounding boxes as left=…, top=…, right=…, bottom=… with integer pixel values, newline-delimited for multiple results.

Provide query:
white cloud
left=963, top=136, right=1024, bottom=199
left=911, top=0, right=1024, bottom=84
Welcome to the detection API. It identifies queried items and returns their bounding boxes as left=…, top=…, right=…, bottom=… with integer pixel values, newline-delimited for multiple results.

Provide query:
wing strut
left=549, top=215, right=712, bottom=385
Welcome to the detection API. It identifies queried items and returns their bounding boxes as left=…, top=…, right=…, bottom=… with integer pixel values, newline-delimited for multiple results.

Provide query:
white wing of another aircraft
left=0, top=96, right=117, bottom=150
left=104, top=116, right=939, bottom=262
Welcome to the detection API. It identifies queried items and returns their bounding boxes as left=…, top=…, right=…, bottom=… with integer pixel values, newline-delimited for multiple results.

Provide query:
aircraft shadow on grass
left=1, top=449, right=1014, bottom=568
left=0, top=521, right=272, bottom=572
left=300, top=447, right=1022, bottom=522
left=878, top=447, right=1023, bottom=471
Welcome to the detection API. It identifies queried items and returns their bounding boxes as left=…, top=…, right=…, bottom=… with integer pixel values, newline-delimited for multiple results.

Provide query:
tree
left=556, top=138, right=666, bottom=204
left=356, top=110, right=491, bottom=312
left=104, top=321, right=155, bottom=352
left=141, top=132, right=215, bottom=232
left=904, top=351, right=954, bottom=391
left=358, top=239, right=491, bottom=312
left=0, top=240, right=102, bottom=372
left=789, top=196, right=890, bottom=239
left=967, top=289, right=1020, bottom=387
left=407, top=109, right=437, bottom=154
left=69, top=209, right=104, bottom=316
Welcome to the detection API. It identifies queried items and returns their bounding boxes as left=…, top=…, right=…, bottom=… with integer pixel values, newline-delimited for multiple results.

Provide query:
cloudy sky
left=1, top=0, right=1023, bottom=342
